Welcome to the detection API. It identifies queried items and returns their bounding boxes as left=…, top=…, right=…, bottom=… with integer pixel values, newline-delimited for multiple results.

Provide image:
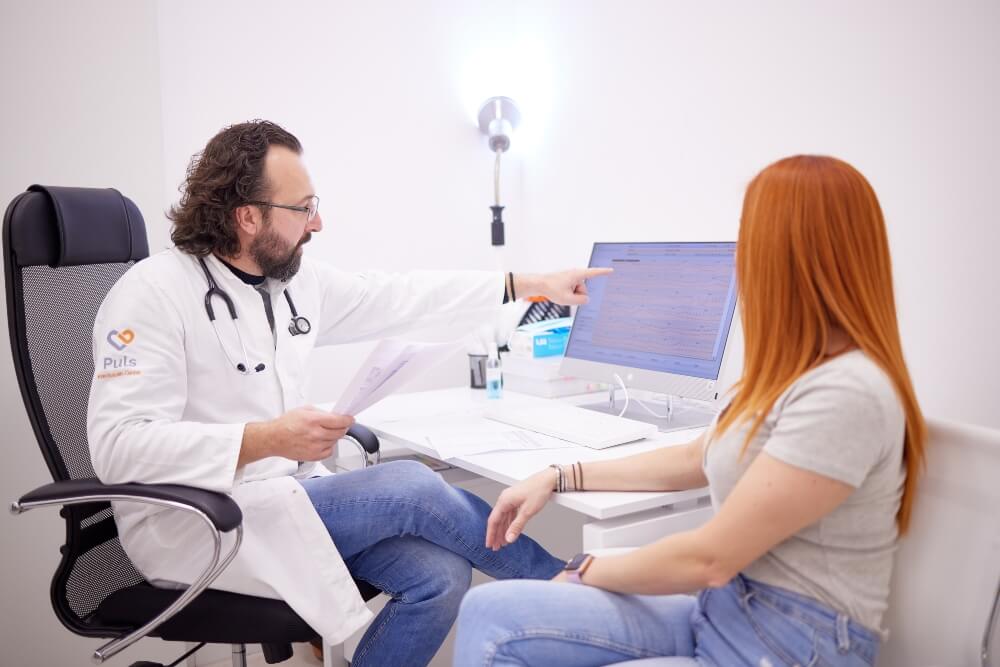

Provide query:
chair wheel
left=129, top=662, right=165, bottom=667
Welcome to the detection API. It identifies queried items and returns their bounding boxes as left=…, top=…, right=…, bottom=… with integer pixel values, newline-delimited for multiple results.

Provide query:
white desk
left=354, top=387, right=714, bottom=551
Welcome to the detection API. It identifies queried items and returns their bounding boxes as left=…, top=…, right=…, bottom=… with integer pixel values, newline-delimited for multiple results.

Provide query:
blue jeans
left=299, top=460, right=565, bottom=667
left=453, top=574, right=880, bottom=667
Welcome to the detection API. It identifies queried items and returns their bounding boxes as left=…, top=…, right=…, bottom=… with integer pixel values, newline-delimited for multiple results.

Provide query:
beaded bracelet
left=548, top=463, right=565, bottom=492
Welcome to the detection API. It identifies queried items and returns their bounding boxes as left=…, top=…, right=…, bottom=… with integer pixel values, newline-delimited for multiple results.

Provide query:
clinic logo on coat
left=97, top=327, right=141, bottom=381
left=106, top=328, right=135, bottom=351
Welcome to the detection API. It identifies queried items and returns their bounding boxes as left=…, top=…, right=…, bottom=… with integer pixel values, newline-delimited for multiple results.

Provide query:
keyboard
left=483, top=400, right=658, bottom=449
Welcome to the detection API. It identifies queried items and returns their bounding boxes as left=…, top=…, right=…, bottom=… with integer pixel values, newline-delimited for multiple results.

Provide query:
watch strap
left=564, top=552, right=594, bottom=585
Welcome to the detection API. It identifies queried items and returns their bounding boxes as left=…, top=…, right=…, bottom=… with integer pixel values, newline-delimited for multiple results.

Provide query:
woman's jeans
left=299, top=460, right=565, bottom=667
left=454, top=573, right=880, bottom=667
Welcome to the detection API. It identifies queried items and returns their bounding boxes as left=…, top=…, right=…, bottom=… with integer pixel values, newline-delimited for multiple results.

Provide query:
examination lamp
left=477, top=96, right=521, bottom=247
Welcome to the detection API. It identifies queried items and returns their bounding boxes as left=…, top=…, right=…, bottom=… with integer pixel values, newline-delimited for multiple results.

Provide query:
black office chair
left=4, top=185, right=382, bottom=667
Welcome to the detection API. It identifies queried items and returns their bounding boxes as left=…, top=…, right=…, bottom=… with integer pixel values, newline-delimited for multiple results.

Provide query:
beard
left=249, top=221, right=311, bottom=282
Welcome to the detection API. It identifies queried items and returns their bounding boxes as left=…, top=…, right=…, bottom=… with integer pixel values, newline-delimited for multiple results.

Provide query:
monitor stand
left=579, top=388, right=717, bottom=433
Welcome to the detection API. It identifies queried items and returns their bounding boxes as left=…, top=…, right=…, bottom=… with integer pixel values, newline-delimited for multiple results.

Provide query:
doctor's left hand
left=515, top=267, right=613, bottom=306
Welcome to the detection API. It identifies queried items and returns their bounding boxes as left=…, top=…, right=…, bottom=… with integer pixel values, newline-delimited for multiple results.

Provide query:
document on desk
left=427, top=429, right=575, bottom=460
left=331, top=339, right=461, bottom=416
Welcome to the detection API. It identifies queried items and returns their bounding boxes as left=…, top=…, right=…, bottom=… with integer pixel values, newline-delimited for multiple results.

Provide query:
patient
left=453, top=155, right=926, bottom=666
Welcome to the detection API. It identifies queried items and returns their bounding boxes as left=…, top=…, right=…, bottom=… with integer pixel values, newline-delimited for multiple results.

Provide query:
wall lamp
left=478, top=96, right=521, bottom=246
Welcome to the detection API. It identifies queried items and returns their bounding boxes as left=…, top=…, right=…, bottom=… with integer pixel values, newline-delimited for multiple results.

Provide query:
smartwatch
left=563, top=552, right=594, bottom=585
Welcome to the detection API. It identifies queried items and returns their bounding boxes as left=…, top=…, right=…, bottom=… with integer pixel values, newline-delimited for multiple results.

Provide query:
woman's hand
left=485, top=467, right=558, bottom=550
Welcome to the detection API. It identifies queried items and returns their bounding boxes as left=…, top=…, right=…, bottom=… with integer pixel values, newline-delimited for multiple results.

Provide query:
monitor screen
left=564, top=242, right=738, bottom=382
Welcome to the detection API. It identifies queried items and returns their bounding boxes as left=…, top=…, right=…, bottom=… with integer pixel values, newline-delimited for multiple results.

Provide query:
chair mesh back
left=22, top=264, right=128, bottom=479
left=20, top=262, right=146, bottom=621
left=65, top=527, right=145, bottom=620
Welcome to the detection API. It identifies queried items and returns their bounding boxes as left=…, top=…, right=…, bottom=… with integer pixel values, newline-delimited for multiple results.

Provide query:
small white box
left=503, top=374, right=606, bottom=398
left=501, top=355, right=566, bottom=380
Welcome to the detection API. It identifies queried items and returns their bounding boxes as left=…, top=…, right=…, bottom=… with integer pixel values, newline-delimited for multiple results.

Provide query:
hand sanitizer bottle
left=486, top=342, right=503, bottom=399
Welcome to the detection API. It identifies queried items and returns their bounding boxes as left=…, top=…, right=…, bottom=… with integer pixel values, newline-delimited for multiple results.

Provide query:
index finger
left=486, top=498, right=515, bottom=549
left=485, top=507, right=504, bottom=550
left=581, top=267, right=613, bottom=279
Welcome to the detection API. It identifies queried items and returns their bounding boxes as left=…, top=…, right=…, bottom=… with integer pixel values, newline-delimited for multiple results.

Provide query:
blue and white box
left=507, top=317, right=573, bottom=358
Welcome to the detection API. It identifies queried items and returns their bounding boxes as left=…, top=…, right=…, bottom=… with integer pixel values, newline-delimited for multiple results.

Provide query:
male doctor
left=88, top=120, right=608, bottom=666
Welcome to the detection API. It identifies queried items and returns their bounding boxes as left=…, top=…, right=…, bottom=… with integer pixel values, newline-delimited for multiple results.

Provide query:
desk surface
left=355, top=387, right=710, bottom=520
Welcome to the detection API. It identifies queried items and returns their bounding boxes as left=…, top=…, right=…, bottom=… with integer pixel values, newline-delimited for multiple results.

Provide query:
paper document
left=355, top=395, right=481, bottom=424
left=427, top=429, right=575, bottom=460
left=332, top=339, right=462, bottom=416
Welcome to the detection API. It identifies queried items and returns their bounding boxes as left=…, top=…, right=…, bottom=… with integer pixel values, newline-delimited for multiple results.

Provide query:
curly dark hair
left=168, top=120, right=302, bottom=257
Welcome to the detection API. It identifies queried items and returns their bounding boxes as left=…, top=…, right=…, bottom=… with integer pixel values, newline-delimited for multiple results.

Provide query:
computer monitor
left=559, top=241, right=742, bottom=431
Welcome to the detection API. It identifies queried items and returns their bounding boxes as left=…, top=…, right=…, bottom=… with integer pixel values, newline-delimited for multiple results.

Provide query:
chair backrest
left=3, top=185, right=150, bottom=636
left=878, top=418, right=1000, bottom=667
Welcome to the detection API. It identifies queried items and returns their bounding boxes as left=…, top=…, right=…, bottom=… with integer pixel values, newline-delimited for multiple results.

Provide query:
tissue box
left=507, top=318, right=572, bottom=358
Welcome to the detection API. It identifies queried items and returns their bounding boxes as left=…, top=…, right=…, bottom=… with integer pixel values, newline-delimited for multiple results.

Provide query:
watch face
left=565, top=552, right=590, bottom=571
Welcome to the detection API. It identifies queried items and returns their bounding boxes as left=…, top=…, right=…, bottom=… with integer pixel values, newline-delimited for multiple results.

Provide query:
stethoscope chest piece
left=283, top=290, right=311, bottom=336
left=288, top=315, right=311, bottom=336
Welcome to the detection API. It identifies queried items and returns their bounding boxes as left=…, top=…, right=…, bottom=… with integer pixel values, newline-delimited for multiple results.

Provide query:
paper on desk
left=356, top=394, right=481, bottom=424
left=427, top=429, right=575, bottom=460
left=331, top=339, right=462, bottom=416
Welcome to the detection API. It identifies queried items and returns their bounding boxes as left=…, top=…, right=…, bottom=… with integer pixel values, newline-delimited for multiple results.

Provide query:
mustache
left=298, top=232, right=312, bottom=247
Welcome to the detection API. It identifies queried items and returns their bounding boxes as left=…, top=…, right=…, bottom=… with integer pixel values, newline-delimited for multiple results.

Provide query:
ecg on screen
left=590, top=255, right=731, bottom=361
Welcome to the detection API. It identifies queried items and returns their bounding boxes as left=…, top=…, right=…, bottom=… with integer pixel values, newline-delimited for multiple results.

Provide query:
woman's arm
left=578, top=433, right=709, bottom=492
left=573, top=452, right=855, bottom=594
left=486, top=435, right=708, bottom=549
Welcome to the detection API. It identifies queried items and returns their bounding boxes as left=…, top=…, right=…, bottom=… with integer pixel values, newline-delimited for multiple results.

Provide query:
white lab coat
left=87, top=248, right=503, bottom=644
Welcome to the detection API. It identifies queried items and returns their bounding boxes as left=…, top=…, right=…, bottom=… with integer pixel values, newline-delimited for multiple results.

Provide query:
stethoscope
left=198, top=257, right=312, bottom=374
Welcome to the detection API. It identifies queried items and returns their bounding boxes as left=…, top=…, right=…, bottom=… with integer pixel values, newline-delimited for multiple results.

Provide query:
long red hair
left=716, top=155, right=926, bottom=533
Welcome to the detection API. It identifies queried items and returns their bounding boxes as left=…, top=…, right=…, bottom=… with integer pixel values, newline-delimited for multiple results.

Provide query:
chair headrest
left=5, top=185, right=149, bottom=267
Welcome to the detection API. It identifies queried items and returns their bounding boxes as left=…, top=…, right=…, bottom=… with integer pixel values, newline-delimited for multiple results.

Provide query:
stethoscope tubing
left=198, top=257, right=311, bottom=374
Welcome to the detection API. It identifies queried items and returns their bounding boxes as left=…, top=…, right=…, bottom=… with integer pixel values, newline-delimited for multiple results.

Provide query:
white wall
left=155, top=0, right=532, bottom=404
left=155, top=0, right=1000, bottom=428
left=515, top=0, right=1000, bottom=429
left=0, top=2, right=180, bottom=665
left=2, top=1, right=998, bottom=665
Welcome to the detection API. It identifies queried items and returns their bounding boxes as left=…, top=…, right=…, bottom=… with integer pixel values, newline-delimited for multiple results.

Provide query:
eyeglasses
left=248, top=195, right=320, bottom=222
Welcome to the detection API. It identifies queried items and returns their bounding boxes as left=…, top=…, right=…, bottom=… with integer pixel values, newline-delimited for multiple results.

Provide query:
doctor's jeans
left=299, top=460, right=565, bottom=667
left=452, top=574, right=880, bottom=667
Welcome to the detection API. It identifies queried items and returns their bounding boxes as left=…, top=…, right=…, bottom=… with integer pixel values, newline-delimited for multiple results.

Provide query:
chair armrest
left=11, top=477, right=244, bottom=663
left=13, top=478, right=242, bottom=532
left=347, top=423, right=380, bottom=455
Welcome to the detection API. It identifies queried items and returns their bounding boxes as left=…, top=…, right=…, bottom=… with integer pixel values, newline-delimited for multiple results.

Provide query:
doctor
left=88, top=120, right=607, bottom=666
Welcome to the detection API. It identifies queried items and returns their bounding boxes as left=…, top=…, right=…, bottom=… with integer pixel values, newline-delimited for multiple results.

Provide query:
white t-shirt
left=703, top=350, right=906, bottom=635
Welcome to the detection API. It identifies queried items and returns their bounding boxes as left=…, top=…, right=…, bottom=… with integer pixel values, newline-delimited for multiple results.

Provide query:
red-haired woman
left=453, top=155, right=926, bottom=667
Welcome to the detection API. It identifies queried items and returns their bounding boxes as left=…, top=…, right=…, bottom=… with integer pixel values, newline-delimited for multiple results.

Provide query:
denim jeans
left=299, top=460, right=565, bottom=667
left=453, top=574, right=880, bottom=667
